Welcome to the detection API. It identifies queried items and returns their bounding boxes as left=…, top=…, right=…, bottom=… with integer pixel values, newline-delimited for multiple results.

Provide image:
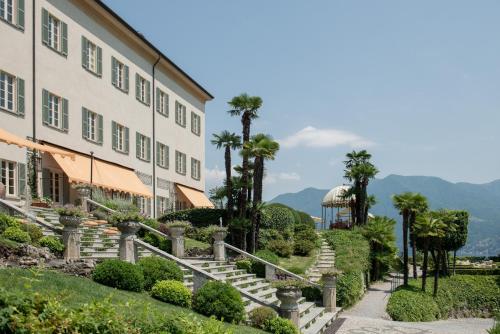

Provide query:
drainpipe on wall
left=31, top=0, right=38, bottom=198
left=151, top=56, right=161, bottom=218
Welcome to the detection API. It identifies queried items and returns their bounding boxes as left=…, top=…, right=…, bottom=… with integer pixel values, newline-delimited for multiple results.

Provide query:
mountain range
left=270, top=175, right=500, bottom=256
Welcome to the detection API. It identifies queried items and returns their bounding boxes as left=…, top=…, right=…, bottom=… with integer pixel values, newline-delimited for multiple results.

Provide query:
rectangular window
left=135, top=74, right=150, bottom=105
left=112, top=57, right=129, bottom=92
left=42, top=9, right=67, bottom=55
left=175, top=151, right=186, bottom=175
left=0, top=71, right=15, bottom=112
left=156, top=195, right=169, bottom=217
left=156, top=142, right=169, bottom=169
left=156, top=88, right=169, bottom=116
left=42, top=89, right=68, bottom=131
left=0, top=159, right=16, bottom=196
left=191, top=112, right=201, bottom=135
left=112, top=121, right=129, bottom=153
left=82, top=37, right=102, bottom=76
left=175, top=101, right=186, bottom=127
left=48, top=93, right=60, bottom=128
left=136, top=132, right=151, bottom=162
left=82, top=108, right=103, bottom=144
left=137, top=197, right=151, bottom=217
left=191, top=158, right=201, bottom=180
left=0, top=0, right=13, bottom=24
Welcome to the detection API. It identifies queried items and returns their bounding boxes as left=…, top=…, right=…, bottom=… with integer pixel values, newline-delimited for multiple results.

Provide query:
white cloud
left=279, top=126, right=375, bottom=149
left=264, top=171, right=301, bottom=184
left=278, top=172, right=301, bottom=181
left=205, top=166, right=225, bottom=184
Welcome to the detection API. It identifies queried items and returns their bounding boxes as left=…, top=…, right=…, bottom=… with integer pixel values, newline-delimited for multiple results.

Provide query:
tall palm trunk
left=422, top=238, right=429, bottom=292
left=410, top=213, right=418, bottom=279
left=433, top=244, right=441, bottom=297
left=402, top=211, right=409, bottom=286
left=225, top=146, right=233, bottom=220
left=238, top=114, right=251, bottom=218
left=251, top=156, right=264, bottom=253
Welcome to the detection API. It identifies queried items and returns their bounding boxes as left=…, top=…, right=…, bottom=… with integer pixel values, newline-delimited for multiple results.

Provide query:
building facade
left=0, top=0, right=213, bottom=217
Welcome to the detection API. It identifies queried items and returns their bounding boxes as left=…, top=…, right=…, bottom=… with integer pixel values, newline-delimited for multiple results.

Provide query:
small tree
left=362, top=216, right=397, bottom=281
left=441, top=210, right=468, bottom=275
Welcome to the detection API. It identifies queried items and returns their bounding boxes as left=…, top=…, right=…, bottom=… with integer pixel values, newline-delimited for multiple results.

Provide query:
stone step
left=232, top=277, right=265, bottom=288
left=299, top=306, right=325, bottom=331
left=200, top=264, right=237, bottom=273
left=244, top=297, right=279, bottom=313
left=301, top=310, right=338, bottom=334
left=241, top=281, right=273, bottom=294
left=188, top=260, right=228, bottom=268
left=212, top=269, right=247, bottom=278
left=224, top=273, right=255, bottom=283
left=299, top=301, right=316, bottom=316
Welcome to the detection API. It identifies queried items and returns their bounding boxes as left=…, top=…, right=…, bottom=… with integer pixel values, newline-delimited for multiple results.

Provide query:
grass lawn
left=279, top=248, right=318, bottom=275
left=0, top=268, right=263, bottom=334
left=185, top=237, right=210, bottom=250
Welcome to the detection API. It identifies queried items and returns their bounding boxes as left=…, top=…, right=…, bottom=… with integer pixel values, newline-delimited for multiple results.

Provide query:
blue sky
left=104, top=0, right=500, bottom=200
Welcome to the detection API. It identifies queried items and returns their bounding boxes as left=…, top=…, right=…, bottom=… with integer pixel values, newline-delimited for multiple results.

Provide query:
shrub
left=2, top=226, right=31, bottom=243
left=297, top=211, right=315, bottom=228
left=192, top=281, right=245, bottom=323
left=293, top=240, right=315, bottom=256
left=235, top=259, right=252, bottom=272
left=55, top=205, right=87, bottom=217
left=159, top=208, right=226, bottom=227
left=302, top=286, right=322, bottom=302
left=108, top=211, right=144, bottom=224
left=259, top=228, right=293, bottom=250
left=92, top=259, right=144, bottom=292
left=187, top=225, right=221, bottom=244
left=287, top=266, right=305, bottom=275
left=248, top=306, right=277, bottom=329
left=294, top=229, right=318, bottom=243
left=336, top=271, right=364, bottom=308
left=137, top=218, right=160, bottom=237
left=151, top=280, right=192, bottom=307
left=39, top=236, right=64, bottom=255
left=266, top=239, right=293, bottom=258
left=165, top=220, right=192, bottom=229
left=21, top=223, right=44, bottom=244
left=0, top=213, right=20, bottom=233
left=137, top=256, right=183, bottom=290
left=261, top=206, right=295, bottom=231
left=252, top=250, right=280, bottom=278
left=387, top=287, right=439, bottom=321
left=263, top=317, right=299, bottom=334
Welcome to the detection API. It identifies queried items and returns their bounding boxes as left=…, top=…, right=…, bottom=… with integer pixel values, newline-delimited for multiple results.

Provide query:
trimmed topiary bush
left=387, top=287, right=439, bottom=321
left=2, top=226, right=31, bottom=243
left=192, top=281, right=245, bottom=323
left=151, top=280, right=192, bottom=307
left=261, top=206, right=295, bottom=231
left=266, top=239, right=293, bottom=258
left=92, top=259, right=144, bottom=292
left=137, top=256, right=183, bottom=291
left=263, top=317, right=299, bottom=334
left=39, top=236, right=64, bottom=255
left=248, top=306, right=277, bottom=329
left=252, top=250, right=279, bottom=277
left=293, top=240, right=315, bottom=256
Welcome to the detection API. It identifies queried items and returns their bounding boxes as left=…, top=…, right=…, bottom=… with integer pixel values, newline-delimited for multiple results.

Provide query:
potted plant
left=165, top=220, right=191, bottom=238
left=210, top=225, right=228, bottom=243
left=73, top=183, right=92, bottom=198
left=272, top=279, right=306, bottom=305
left=55, top=205, right=87, bottom=227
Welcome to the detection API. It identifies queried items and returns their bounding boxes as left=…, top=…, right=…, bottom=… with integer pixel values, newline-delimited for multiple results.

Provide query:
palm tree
left=362, top=216, right=396, bottom=281
left=414, top=215, right=446, bottom=294
left=364, top=195, right=377, bottom=223
left=227, top=93, right=263, bottom=218
left=344, top=150, right=378, bottom=226
left=208, top=186, right=226, bottom=209
left=408, top=193, right=428, bottom=279
left=211, top=131, right=242, bottom=220
left=243, top=134, right=279, bottom=252
left=392, top=192, right=414, bottom=286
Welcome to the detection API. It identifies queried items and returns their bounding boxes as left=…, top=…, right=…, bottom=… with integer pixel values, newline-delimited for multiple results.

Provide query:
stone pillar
left=59, top=215, right=83, bottom=261
left=116, top=221, right=141, bottom=263
left=169, top=227, right=185, bottom=258
left=265, top=264, right=277, bottom=280
left=212, top=231, right=227, bottom=261
left=322, top=273, right=338, bottom=313
left=76, top=186, right=91, bottom=213
left=276, top=287, right=301, bottom=328
left=192, top=271, right=208, bottom=292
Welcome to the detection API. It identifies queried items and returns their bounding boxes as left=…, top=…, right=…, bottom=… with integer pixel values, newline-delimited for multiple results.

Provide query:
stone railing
left=0, top=198, right=62, bottom=235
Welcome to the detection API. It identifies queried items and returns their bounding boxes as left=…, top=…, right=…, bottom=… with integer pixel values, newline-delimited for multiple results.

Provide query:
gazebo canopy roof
left=322, top=185, right=355, bottom=208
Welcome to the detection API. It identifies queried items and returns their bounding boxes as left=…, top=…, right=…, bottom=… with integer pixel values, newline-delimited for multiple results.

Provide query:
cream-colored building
left=0, top=0, right=214, bottom=217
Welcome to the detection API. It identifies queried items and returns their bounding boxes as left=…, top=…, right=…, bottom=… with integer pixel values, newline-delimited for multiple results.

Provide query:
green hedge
left=137, top=256, right=183, bottom=291
left=192, top=281, right=245, bottom=323
left=453, top=268, right=500, bottom=275
left=159, top=208, right=225, bottom=227
left=151, top=280, right=192, bottom=307
left=92, top=259, right=144, bottom=292
left=387, top=275, right=500, bottom=321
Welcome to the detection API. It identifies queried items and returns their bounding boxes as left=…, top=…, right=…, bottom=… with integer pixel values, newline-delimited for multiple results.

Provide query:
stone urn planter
left=57, top=211, right=84, bottom=262
left=212, top=230, right=227, bottom=261
left=165, top=221, right=190, bottom=259
left=275, top=285, right=302, bottom=327
left=59, top=215, right=83, bottom=228
left=115, top=220, right=141, bottom=263
left=169, top=226, right=186, bottom=239
left=321, top=270, right=340, bottom=312
left=115, top=221, right=141, bottom=236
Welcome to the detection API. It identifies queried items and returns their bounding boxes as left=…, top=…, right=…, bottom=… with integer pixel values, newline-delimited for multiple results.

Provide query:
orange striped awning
left=0, top=128, right=74, bottom=159
left=176, top=184, right=214, bottom=208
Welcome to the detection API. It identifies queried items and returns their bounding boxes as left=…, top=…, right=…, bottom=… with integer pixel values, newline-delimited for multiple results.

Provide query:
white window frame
left=191, top=158, right=200, bottom=180
left=0, top=159, right=16, bottom=197
left=157, top=142, right=168, bottom=169
left=157, top=195, right=168, bottom=216
left=0, top=70, right=15, bottom=112
left=47, top=13, right=60, bottom=51
left=86, top=110, right=97, bottom=142
left=139, top=134, right=147, bottom=160
left=158, top=90, right=168, bottom=116
left=175, top=151, right=186, bottom=175
left=175, top=102, right=186, bottom=127
left=115, top=61, right=124, bottom=90
left=0, top=0, right=14, bottom=24
left=86, top=40, right=97, bottom=73
left=48, top=92, right=61, bottom=129
left=116, top=123, right=125, bottom=152
left=191, top=112, right=201, bottom=136
left=138, top=197, right=150, bottom=216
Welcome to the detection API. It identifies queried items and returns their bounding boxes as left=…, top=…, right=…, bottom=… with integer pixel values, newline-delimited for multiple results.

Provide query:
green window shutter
left=146, top=80, right=151, bottom=105
left=42, top=89, right=49, bottom=124
left=81, top=107, right=88, bottom=138
left=156, top=87, right=160, bottom=113
left=165, top=94, right=169, bottom=117
left=17, top=0, right=25, bottom=30
left=96, top=46, right=102, bottom=76
left=165, top=146, right=169, bottom=169
left=124, top=65, right=129, bottom=92
left=124, top=127, right=129, bottom=153
left=182, top=109, right=186, bottom=127
left=191, top=112, right=194, bottom=132
left=61, top=22, right=68, bottom=55
left=146, top=198, right=151, bottom=217
left=62, top=98, right=69, bottom=131
left=111, top=121, right=117, bottom=149
left=111, top=57, right=117, bottom=86
left=136, top=132, right=140, bottom=159
left=17, top=77, right=25, bottom=117
left=41, top=8, right=49, bottom=45
left=146, top=137, right=151, bottom=161
left=17, top=163, right=26, bottom=198
left=81, top=36, right=88, bottom=68
left=97, top=114, right=103, bottom=144
left=156, top=142, right=160, bottom=166
left=135, top=74, right=140, bottom=100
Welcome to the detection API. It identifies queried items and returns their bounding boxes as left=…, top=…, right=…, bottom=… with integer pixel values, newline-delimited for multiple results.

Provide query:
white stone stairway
left=306, top=238, right=335, bottom=283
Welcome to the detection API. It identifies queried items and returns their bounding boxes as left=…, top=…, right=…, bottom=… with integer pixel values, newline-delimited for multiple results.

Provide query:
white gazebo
left=320, top=185, right=355, bottom=230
